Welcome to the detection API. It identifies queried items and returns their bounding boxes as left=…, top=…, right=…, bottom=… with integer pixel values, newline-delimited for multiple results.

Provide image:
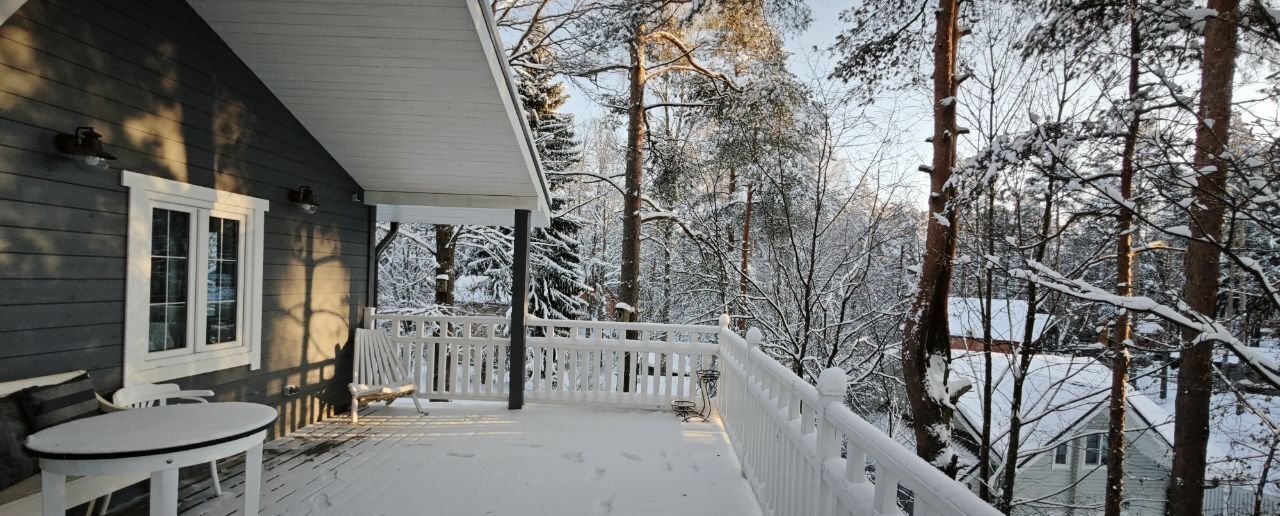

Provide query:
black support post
left=508, top=209, right=531, bottom=410
left=366, top=206, right=378, bottom=322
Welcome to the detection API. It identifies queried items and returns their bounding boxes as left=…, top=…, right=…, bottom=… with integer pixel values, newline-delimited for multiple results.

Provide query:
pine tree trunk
left=738, top=183, right=753, bottom=331
left=435, top=225, right=455, bottom=306
left=1105, top=6, right=1140, bottom=514
left=901, top=0, right=961, bottom=477
left=435, top=224, right=455, bottom=394
left=979, top=189, right=995, bottom=502
left=619, top=16, right=646, bottom=322
left=1168, top=1, right=1238, bottom=514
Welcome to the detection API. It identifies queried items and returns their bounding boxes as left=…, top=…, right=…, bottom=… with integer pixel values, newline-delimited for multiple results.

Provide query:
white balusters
left=716, top=325, right=1001, bottom=516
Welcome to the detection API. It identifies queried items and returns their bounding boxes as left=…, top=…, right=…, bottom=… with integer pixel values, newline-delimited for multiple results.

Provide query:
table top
left=25, top=402, right=277, bottom=460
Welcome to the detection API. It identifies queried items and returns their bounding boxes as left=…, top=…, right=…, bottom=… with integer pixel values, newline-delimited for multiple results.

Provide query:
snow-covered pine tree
left=519, top=53, right=589, bottom=321
left=463, top=32, right=588, bottom=321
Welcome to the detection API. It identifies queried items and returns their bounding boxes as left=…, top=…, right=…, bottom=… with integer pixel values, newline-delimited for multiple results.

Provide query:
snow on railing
left=717, top=321, right=1002, bottom=516
left=525, top=317, right=719, bottom=408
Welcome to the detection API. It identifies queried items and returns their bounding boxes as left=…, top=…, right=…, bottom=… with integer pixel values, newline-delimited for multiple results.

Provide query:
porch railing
left=717, top=324, right=1002, bottom=516
left=365, top=310, right=1000, bottom=516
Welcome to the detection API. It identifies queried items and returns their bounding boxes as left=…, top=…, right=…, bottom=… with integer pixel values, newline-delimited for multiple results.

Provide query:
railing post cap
left=745, top=327, right=763, bottom=347
left=718, top=313, right=731, bottom=328
left=817, top=367, right=848, bottom=397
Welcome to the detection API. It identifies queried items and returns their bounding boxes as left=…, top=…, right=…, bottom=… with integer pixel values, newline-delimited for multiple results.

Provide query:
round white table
left=25, top=402, right=277, bottom=516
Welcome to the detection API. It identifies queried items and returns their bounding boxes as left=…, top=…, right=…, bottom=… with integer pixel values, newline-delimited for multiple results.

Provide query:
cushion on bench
left=20, top=373, right=99, bottom=431
left=349, top=382, right=416, bottom=398
left=0, top=395, right=36, bottom=495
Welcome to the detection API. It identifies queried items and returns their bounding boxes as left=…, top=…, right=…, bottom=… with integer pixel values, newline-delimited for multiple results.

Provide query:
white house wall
left=1011, top=409, right=1170, bottom=515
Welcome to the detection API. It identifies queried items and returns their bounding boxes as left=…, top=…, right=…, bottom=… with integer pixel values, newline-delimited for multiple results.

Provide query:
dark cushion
left=20, top=373, right=99, bottom=431
left=0, top=394, right=38, bottom=493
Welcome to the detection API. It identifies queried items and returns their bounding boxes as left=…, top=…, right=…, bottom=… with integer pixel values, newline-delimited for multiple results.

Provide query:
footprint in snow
left=309, top=492, right=332, bottom=509
left=447, top=452, right=476, bottom=458
left=592, top=495, right=615, bottom=516
left=588, top=467, right=607, bottom=481
left=560, top=451, right=585, bottom=463
left=620, top=452, right=644, bottom=462
left=663, top=462, right=672, bottom=472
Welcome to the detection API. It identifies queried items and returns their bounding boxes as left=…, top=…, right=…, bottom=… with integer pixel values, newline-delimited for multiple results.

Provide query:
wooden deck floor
left=114, top=400, right=760, bottom=516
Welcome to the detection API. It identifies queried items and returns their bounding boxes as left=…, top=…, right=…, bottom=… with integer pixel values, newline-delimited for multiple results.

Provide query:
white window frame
left=1084, top=433, right=1105, bottom=466
left=1052, top=442, right=1070, bottom=469
left=122, top=171, right=269, bottom=385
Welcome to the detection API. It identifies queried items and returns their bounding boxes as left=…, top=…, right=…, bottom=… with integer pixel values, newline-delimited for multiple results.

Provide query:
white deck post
left=815, top=367, right=847, bottom=516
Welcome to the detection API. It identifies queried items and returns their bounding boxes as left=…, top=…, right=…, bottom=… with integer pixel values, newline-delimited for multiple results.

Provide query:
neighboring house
left=0, top=0, right=552, bottom=434
left=948, top=297, right=1057, bottom=353
left=950, top=352, right=1277, bottom=515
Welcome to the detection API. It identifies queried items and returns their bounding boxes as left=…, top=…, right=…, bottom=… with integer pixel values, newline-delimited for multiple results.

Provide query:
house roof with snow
left=950, top=352, right=1240, bottom=480
left=948, top=297, right=1055, bottom=343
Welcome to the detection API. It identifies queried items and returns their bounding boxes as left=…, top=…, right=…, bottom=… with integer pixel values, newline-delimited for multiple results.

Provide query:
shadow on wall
left=0, top=0, right=365, bottom=433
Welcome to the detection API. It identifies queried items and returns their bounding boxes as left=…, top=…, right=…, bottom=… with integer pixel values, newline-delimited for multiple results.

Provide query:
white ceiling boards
left=188, top=0, right=552, bottom=227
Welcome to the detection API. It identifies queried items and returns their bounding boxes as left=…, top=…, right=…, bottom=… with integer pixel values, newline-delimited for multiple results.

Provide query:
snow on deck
left=182, top=400, right=761, bottom=516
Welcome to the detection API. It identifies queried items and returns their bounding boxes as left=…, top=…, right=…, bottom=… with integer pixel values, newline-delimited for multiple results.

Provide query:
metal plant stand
left=671, top=369, right=720, bottom=422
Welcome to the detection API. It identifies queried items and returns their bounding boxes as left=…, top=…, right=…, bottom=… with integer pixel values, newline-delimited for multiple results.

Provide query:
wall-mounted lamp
left=54, top=127, right=116, bottom=169
left=289, top=186, right=320, bottom=214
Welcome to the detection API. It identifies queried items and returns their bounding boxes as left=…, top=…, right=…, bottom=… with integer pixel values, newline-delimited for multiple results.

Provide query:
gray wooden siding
left=0, top=0, right=368, bottom=435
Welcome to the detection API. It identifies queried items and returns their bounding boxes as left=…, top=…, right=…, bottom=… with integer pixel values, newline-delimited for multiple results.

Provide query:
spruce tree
left=464, top=39, right=587, bottom=321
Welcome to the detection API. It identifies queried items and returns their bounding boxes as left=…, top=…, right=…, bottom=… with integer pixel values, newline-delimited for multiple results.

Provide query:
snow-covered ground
left=188, top=400, right=761, bottom=516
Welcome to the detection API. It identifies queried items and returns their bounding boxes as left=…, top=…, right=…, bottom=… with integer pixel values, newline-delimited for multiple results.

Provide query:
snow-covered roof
left=947, top=297, right=1054, bottom=343
left=951, top=353, right=1111, bottom=466
left=951, top=352, right=1240, bottom=480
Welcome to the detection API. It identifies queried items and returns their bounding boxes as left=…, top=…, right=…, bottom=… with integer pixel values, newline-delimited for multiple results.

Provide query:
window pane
left=1085, top=435, right=1100, bottom=464
left=165, top=258, right=187, bottom=303
left=206, top=217, right=239, bottom=344
left=1054, top=444, right=1068, bottom=464
left=149, top=209, right=189, bottom=352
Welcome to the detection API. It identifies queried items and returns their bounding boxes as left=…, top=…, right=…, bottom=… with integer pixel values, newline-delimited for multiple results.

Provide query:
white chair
left=109, top=384, right=223, bottom=497
left=350, top=328, right=424, bottom=423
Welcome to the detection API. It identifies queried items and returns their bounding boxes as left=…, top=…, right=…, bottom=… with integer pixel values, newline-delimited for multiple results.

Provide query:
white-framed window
left=122, top=171, right=268, bottom=385
left=1084, top=433, right=1107, bottom=466
left=1053, top=442, right=1070, bottom=468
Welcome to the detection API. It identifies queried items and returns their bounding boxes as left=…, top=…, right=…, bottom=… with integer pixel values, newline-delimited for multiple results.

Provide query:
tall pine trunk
left=1168, top=1, right=1238, bottom=514
left=619, top=17, right=646, bottom=322
left=901, top=0, right=961, bottom=476
left=1105, top=5, right=1141, bottom=514
left=738, top=183, right=753, bottom=331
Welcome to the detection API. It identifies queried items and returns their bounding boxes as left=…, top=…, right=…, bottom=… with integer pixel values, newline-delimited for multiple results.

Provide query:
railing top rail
left=824, top=407, right=1002, bottom=515
left=528, top=316, right=721, bottom=335
left=371, top=313, right=511, bottom=325
left=527, top=335, right=719, bottom=354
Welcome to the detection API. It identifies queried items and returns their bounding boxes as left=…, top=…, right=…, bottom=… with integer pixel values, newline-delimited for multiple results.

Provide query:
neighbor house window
left=1084, top=434, right=1107, bottom=466
left=1053, top=443, right=1069, bottom=467
left=123, top=172, right=268, bottom=385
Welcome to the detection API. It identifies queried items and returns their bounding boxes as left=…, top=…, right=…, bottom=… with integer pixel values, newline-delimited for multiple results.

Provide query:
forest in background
left=374, top=1, right=1280, bottom=514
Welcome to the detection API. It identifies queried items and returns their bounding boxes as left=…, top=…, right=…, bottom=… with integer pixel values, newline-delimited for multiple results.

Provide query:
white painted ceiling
left=188, top=0, right=551, bottom=227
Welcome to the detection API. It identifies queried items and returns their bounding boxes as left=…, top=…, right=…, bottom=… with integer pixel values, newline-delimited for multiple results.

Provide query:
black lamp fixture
left=54, top=127, right=117, bottom=169
left=289, top=186, right=320, bottom=214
